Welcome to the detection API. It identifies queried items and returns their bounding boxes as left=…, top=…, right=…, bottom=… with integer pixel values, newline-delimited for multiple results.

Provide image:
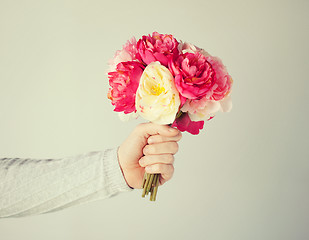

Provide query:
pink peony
left=172, top=112, right=204, bottom=135
left=108, top=61, right=144, bottom=114
left=169, top=52, right=214, bottom=100
left=206, top=56, right=233, bottom=101
left=136, top=32, right=179, bottom=66
left=169, top=52, right=232, bottom=101
left=109, top=37, right=139, bottom=71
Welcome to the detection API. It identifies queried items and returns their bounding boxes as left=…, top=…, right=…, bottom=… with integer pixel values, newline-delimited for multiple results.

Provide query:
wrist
left=102, top=148, right=133, bottom=193
left=117, top=146, right=134, bottom=189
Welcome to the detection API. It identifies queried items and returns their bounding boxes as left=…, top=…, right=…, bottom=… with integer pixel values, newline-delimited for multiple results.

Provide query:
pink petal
left=142, top=50, right=156, bottom=65
left=153, top=52, right=168, bottom=66
left=172, top=113, right=204, bottom=135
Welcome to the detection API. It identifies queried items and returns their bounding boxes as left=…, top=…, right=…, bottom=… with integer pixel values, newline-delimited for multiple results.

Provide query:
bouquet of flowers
left=107, top=32, right=233, bottom=201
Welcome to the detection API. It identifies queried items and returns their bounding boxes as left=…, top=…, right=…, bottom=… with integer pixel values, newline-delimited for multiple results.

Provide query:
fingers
left=145, top=163, right=174, bottom=184
left=143, top=142, right=179, bottom=155
left=139, top=154, right=174, bottom=167
left=147, top=131, right=182, bottom=144
left=135, top=122, right=180, bottom=139
left=140, top=138, right=179, bottom=186
left=135, top=123, right=181, bottom=186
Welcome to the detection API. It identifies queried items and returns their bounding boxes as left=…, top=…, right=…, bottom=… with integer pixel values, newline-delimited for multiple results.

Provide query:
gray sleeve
left=0, top=148, right=133, bottom=218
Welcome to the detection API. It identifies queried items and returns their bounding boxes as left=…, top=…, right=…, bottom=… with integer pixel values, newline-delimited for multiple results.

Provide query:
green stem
left=146, top=174, right=155, bottom=195
left=150, top=174, right=158, bottom=200
left=142, top=173, right=150, bottom=197
left=142, top=172, right=147, bottom=188
left=150, top=174, right=160, bottom=201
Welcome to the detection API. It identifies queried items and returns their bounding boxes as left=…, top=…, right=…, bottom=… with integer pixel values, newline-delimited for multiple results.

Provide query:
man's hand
left=118, top=123, right=182, bottom=189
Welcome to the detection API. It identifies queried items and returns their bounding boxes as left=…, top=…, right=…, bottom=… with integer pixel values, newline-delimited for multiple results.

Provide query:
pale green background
left=0, top=0, right=308, bottom=239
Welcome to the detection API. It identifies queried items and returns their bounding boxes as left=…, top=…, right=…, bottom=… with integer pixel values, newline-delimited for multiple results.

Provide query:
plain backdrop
left=0, top=0, right=308, bottom=239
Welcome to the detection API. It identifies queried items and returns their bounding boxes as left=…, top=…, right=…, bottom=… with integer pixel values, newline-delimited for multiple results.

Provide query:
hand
left=118, top=123, right=182, bottom=189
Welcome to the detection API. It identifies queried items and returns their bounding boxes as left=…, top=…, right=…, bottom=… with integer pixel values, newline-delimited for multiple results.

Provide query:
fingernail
left=139, top=159, right=144, bottom=166
left=143, top=147, right=150, bottom=155
left=148, top=137, right=154, bottom=144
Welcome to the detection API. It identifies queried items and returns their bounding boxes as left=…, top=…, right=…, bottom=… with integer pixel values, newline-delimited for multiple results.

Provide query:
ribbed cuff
left=103, top=148, right=133, bottom=195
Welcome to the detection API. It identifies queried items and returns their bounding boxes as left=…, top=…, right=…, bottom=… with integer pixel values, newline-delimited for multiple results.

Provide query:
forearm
left=0, top=148, right=132, bottom=218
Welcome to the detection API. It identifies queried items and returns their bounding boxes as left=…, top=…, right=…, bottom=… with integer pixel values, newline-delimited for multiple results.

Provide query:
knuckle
left=161, top=166, right=174, bottom=181
left=166, top=154, right=174, bottom=164
left=177, top=132, right=183, bottom=140
left=172, top=142, right=179, bottom=153
left=169, top=165, right=175, bottom=174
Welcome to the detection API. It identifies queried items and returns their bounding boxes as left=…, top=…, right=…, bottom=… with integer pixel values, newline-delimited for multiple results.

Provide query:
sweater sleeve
left=0, top=148, right=133, bottom=218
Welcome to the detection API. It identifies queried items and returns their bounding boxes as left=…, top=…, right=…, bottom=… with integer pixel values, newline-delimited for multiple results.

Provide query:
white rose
left=135, top=62, right=180, bottom=124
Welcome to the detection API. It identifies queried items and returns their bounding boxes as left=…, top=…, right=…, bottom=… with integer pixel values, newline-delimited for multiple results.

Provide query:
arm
left=0, top=148, right=131, bottom=218
left=0, top=123, right=181, bottom=218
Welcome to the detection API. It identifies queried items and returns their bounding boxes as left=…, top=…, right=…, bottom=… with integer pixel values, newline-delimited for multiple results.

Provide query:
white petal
left=187, top=101, right=220, bottom=121
left=219, top=96, right=232, bottom=112
left=118, top=112, right=139, bottom=122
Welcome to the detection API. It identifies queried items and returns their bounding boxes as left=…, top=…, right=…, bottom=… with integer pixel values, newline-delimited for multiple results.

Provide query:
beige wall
left=0, top=0, right=308, bottom=239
